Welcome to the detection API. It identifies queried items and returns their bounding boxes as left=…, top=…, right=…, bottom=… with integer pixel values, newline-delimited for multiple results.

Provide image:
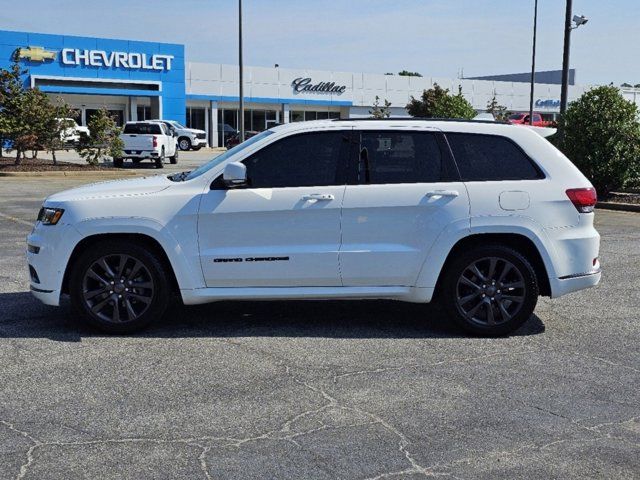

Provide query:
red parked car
left=508, top=113, right=555, bottom=128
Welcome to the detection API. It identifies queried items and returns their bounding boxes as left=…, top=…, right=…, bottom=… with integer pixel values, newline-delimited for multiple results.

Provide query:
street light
left=528, top=0, right=538, bottom=126
left=560, top=0, right=588, bottom=116
left=238, top=0, right=245, bottom=142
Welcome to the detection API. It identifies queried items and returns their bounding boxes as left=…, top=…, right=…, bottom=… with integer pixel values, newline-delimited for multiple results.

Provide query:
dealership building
left=2, top=29, right=638, bottom=147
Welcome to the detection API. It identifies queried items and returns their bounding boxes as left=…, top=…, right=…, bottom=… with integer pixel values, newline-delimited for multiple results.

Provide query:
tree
left=486, top=91, right=508, bottom=121
left=0, top=61, right=28, bottom=162
left=406, top=83, right=475, bottom=119
left=0, top=59, right=77, bottom=164
left=398, top=70, right=422, bottom=77
left=369, top=95, right=392, bottom=118
left=37, top=99, right=78, bottom=165
left=77, top=107, right=124, bottom=166
left=557, top=85, right=640, bottom=195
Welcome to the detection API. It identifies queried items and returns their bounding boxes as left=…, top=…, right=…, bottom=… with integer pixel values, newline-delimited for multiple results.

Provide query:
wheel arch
left=432, top=233, right=552, bottom=298
left=62, top=233, right=182, bottom=296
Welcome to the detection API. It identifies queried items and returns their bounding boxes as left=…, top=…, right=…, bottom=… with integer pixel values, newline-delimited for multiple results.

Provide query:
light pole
left=560, top=0, right=588, bottom=116
left=529, top=0, right=538, bottom=125
left=238, top=0, right=245, bottom=142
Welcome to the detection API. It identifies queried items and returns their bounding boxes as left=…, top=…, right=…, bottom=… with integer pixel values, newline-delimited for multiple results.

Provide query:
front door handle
left=302, top=193, right=335, bottom=201
left=425, top=190, right=459, bottom=198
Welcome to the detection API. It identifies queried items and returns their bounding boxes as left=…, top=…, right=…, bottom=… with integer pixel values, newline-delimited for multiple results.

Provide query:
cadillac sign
left=292, top=77, right=346, bottom=95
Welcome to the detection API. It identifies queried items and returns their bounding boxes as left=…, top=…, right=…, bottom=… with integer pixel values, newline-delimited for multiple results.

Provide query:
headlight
left=37, top=207, right=64, bottom=225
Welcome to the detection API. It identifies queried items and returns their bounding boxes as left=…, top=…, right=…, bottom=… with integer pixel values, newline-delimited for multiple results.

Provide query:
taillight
left=153, top=135, right=158, bottom=148
left=566, top=187, right=597, bottom=213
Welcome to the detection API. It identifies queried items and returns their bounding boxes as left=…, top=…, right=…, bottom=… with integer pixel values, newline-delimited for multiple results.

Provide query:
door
left=198, top=130, right=351, bottom=287
left=339, top=129, right=470, bottom=286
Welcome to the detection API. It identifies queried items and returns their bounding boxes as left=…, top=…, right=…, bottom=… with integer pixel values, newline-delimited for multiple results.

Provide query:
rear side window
left=357, top=131, right=444, bottom=184
left=123, top=123, right=162, bottom=134
left=446, top=133, right=542, bottom=181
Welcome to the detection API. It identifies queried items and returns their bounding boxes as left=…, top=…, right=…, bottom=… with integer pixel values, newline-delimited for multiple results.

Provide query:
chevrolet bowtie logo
left=17, top=46, right=56, bottom=62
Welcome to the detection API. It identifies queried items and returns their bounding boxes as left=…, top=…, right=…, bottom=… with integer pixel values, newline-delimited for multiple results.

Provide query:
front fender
left=72, top=216, right=205, bottom=291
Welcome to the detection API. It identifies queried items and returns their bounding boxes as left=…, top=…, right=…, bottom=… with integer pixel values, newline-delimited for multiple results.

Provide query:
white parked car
left=152, top=119, right=207, bottom=151
left=57, top=118, right=89, bottom=144
left=117, top=121, right=179, bottom=168
left=27, top=119, right=601, bottom=335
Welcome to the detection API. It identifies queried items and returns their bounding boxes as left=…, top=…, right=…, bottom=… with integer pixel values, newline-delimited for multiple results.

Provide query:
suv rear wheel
left=441, top=245, right=539, bottom=336
left=69, top=240, right=171, bottom=333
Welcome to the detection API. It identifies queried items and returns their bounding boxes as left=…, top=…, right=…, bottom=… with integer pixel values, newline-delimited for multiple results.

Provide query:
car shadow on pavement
left=0, top=291, right=545, bottom=342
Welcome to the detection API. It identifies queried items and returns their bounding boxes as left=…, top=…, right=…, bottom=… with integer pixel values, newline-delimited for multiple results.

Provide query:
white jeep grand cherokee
left=27, top=119, right=601, bottom=335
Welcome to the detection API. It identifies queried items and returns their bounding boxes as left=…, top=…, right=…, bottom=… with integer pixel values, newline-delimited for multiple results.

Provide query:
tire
left=169, top=148, right=178, bottom=164
left=113, top=157, right=124, bottom=168
left=69, top=239, right=171, bottom=334
left=178, top=137, right=191, bottom=151
left=440, top=244, right=539, bottom=336
left=155, top=148, right=165, bottom=169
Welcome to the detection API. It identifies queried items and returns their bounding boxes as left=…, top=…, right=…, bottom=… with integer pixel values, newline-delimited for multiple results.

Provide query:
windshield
left=508, top=114, right=525, bottom=120
left=168, top=121, right=186, bottom=129
left=184, top=130, right=275, bottom=181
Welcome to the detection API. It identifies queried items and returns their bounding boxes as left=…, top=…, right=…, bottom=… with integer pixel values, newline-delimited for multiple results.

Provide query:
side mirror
left=222, top=162, right=247, bottom=188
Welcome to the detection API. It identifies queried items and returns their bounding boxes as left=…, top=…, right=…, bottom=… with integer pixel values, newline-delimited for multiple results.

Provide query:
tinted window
left=358, top=131, right=443, bottom=184
left=446, top=133, right=541, bottom=181
left=123, top=123, right=162, bottom=134
left=242, top=131, right=348, bottom=188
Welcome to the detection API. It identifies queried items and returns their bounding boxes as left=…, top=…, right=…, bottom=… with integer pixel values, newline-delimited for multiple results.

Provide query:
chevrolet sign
left=17, top=46, right=56, bottom=62
left=61, top=48, right=174, bottom=71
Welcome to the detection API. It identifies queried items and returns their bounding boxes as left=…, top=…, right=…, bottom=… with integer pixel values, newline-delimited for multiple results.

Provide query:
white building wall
left=186, top=62, right=599, bottom=116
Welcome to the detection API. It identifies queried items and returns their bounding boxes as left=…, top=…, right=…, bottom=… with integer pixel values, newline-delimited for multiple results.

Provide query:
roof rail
left=331, top=117, right=508, bottom=125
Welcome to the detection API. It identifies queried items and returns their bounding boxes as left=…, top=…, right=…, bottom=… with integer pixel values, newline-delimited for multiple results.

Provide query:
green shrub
left=558, top=86, right=640, bottom=196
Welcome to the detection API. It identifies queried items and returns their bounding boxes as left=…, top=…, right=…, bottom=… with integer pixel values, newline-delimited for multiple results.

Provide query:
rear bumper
left=550, top=268, right=602, bottom=298
left=124, top=150, right=159, bottom=158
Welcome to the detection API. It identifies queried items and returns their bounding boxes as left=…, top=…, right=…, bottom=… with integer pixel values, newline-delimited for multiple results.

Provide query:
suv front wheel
left=69, top=240, right=171, bottom=333
left=441, top=245, right=539, bottom=336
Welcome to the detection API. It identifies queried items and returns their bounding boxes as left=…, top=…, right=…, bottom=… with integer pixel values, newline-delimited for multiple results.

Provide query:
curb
left=0, top=170, right=138, bottom=178
left=596, top=201, right=640, bottom=213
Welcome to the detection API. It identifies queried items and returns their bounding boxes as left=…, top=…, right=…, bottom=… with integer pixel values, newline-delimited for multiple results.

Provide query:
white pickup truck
left=116, top=121, right=179, bottom=168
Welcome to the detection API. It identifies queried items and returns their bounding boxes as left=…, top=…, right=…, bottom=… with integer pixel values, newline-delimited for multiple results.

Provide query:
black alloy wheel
left=69, top=240, right=171, bottom=333
left=81, top=254, right=155, bottom=324
left=441, top=245, right=538, bottom=336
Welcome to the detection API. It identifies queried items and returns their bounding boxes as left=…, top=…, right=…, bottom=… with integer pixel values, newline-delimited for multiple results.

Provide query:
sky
left=1, top=0, right=637, bottom=85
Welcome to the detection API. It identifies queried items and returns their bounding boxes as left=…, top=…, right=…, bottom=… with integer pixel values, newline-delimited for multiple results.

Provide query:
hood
left=185, top=128, right=206, bottom=135
left=76, top=126, right=90, bottom=133
left=45, top=174, right=172, bottom=204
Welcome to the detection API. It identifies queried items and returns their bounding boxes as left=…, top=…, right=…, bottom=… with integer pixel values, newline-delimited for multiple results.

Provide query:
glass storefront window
left=291, top=111, right=304, bottom=122
left=186, top=107, right=206, bottom=131
left=136, top=106, right=151, bottom=121
left=85, top=109, right=124, bottom=126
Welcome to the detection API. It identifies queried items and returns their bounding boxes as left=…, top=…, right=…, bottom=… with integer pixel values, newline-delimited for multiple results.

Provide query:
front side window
left=242, top=131, right=348, bottom=188
left=356, top=131, right=444, bottom=184
left=446, top=133, right=542, bottom=181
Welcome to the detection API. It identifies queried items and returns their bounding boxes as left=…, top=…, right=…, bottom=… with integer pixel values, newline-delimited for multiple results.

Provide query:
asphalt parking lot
left=0, top=173, right=639, bottom=479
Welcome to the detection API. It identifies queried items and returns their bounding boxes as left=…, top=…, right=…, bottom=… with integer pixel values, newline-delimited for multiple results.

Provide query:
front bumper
left=27, top=223, right=83, bottom=307
left=191, top=137, right=207, bottom=148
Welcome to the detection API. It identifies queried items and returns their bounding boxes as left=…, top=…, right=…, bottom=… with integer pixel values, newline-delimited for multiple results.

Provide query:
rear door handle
left=425, top=190, right=459, bottom=198
left=302, top=193, right=334, bottom=201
